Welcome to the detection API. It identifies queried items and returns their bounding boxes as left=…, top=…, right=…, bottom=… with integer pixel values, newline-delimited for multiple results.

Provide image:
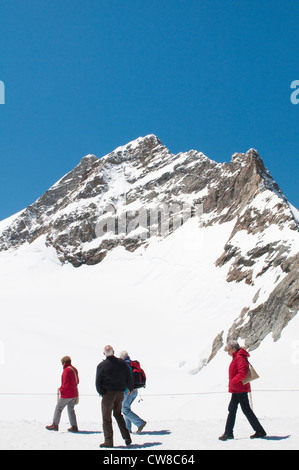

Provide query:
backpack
left=130, top=360, right=146, bottom=389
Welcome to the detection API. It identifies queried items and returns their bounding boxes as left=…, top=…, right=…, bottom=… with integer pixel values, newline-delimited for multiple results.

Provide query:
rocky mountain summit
left=0, top=134, right=298, bottom=359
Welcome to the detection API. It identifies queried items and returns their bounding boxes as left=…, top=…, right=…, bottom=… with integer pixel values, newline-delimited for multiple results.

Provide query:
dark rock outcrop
left=0, top=134, right=298, bottom=364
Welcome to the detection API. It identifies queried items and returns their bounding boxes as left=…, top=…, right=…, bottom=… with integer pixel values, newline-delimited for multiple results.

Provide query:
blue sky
left=0, top=0, right=298, bottom=221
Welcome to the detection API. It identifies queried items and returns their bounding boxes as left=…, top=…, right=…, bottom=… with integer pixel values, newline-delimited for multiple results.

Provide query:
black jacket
left=95, top=356, right=133, bottom=396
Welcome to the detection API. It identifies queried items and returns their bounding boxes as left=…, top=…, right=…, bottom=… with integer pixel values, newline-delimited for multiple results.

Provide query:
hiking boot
left=218, top=433, right=234, bottom=441
left=136, top=421, right=147, bottom=434
left=45, top=424, right=58, bottom=431
left=100, top=442, right=114, bottom=448
left=250, top=431, right=267, bottom=439
left=68, top=426, right=78, bottom=433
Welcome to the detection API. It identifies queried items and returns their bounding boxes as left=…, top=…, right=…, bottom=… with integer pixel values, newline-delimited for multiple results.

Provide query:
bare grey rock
left=0, top=135, right=298, bottom=365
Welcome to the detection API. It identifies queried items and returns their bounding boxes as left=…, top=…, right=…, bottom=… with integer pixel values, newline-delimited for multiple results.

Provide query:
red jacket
left=59, top=364, right=79, bottom=399
left=228, top=348, right=251, bottom=393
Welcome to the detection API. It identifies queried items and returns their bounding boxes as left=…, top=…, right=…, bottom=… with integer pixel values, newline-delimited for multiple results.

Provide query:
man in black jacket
left=95, top=345, right=133, bottom=448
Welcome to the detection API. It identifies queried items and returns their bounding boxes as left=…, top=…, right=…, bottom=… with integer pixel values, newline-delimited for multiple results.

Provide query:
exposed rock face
left=227, top=255, right=299, bottom=350
left=0, top=134, right=298, bottom=359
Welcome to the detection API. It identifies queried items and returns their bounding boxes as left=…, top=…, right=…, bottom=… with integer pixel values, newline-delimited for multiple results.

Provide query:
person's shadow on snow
left=263, top=435, right=291, bottom=441
left=111, top=430, right=171, bottom=449
left=136, top=429, right=171, bottom=436
left=112, top=442, right=163, bottom=449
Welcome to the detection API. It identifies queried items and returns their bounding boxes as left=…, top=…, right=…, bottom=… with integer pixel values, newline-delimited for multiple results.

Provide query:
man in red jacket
left=46, top=356, right=79, bottom=432
left=219, top=341, right=266, bottom=441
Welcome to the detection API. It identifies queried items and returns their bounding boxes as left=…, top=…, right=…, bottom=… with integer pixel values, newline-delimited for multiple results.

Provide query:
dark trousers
left=101, top=390, right=130, bottom=446
left=225, top=392, right=265, bottom=435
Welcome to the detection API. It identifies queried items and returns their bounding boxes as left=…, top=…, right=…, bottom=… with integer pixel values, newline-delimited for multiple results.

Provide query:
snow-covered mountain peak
left=80, top=154, right=98, bottom=163
left=102, top=134, right=165, bottom=164
left=0, top=136, right=298, bottom=367
left=0, top=135, right=296, bottom=258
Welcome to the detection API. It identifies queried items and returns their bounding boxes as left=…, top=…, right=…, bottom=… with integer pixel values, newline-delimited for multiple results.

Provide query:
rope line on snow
left=0, top=390, right=299, bottom=397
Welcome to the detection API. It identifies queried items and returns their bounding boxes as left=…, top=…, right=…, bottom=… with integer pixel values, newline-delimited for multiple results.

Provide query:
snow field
left=0, top=216, right=298, bottom=450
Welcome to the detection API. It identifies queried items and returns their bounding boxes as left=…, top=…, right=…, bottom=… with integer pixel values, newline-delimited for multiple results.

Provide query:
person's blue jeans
left=122, top=389, right=144, bottom=432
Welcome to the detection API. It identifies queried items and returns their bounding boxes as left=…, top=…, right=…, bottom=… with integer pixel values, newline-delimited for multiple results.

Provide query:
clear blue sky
left=0, top=0, right=298, bottom=221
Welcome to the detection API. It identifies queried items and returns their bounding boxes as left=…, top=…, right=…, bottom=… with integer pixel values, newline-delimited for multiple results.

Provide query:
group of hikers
left=45, top=346, right=147, bottom=447
left=45, top=341, right=266, bottom=448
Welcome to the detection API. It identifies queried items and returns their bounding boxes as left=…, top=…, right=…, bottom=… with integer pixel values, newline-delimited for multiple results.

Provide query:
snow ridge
left=0, top=134, right=298, bottom=374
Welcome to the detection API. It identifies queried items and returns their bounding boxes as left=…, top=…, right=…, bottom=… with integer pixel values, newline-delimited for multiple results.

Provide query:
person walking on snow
left=120, top=350, right=147, bottom=434
left=95, top=345, right=133, bottom=448
left=219, top=341, right=266, bottom=441
left=46, top=356, right=79, bottom=432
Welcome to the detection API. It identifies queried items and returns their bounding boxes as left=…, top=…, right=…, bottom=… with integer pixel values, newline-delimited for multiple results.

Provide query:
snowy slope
left=0, top=216, right=299, bottom=450
left=0, top=135, right=298, bottom=450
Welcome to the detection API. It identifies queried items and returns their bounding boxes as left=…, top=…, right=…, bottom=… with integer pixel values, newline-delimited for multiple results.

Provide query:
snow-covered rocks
left=0, top=134, right=298, bottom=384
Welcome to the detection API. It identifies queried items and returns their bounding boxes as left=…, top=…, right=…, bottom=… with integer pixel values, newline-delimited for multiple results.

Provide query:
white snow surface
left=0, top=217, right=299, bottom=450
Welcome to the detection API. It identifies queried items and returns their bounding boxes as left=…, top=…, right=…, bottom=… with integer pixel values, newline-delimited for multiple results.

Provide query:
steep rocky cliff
left=0, top=134, right=298, bottom=362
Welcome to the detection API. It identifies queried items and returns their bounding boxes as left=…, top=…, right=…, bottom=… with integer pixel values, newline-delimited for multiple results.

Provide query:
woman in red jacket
left=46, top=356, right=79, bottom=432
left=219, top=341, right=266, bottom=441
